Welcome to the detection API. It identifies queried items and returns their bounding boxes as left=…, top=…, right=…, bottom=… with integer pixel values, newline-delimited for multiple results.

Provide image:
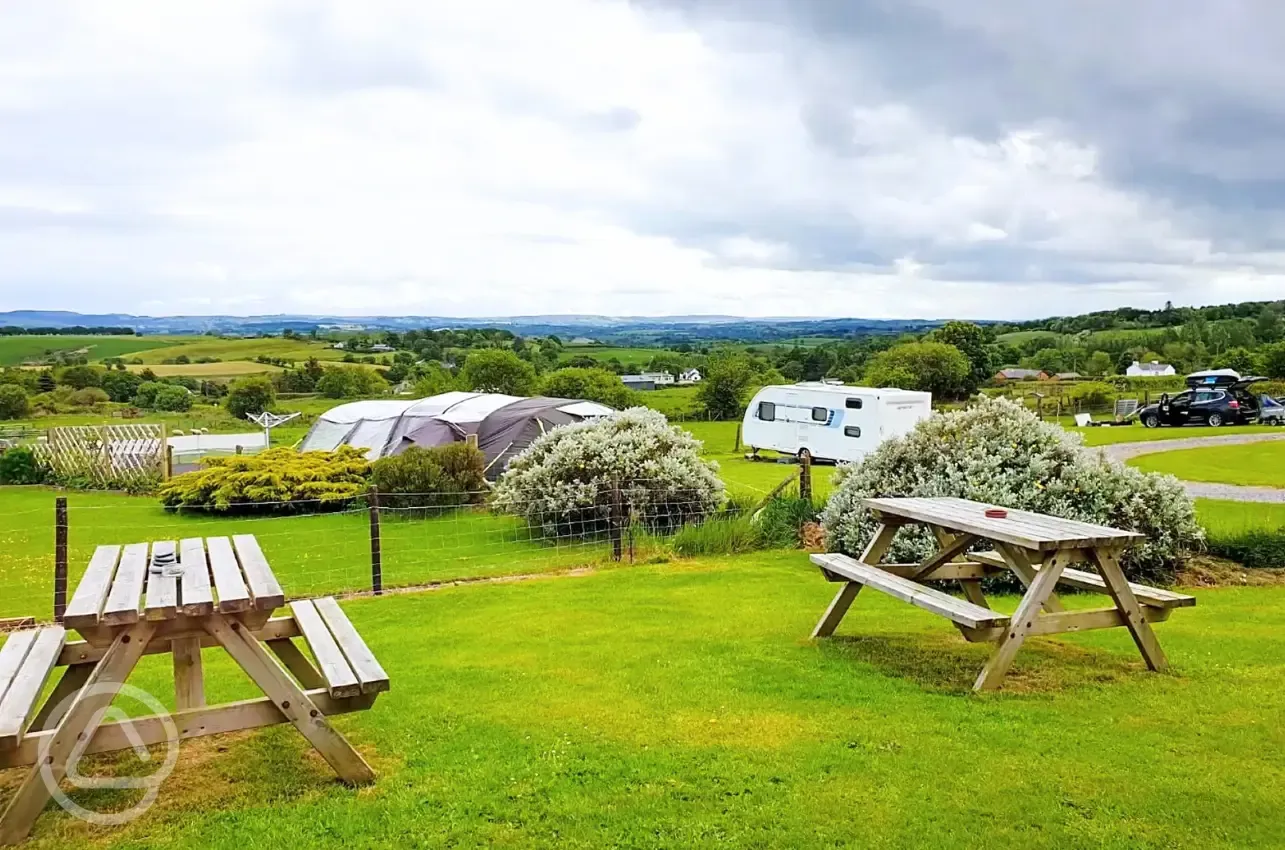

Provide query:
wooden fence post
left=733, top=423, right=741, bottom=453
left=54, top=497, right=68, bottom=623
left=165, top=445, right=174, bottom=480
left=609, top=483, right=623, bottom=562
left=368, top=487, right=383, bottom=595
left=799, top=453, right=812, bottom=503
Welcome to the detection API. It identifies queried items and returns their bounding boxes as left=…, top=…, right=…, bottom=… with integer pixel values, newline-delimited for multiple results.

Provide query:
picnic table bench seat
left=811, top=554, right=1009, bottom=631
left=290, top=598, right=390, bottom=699
left=969, top=551, right=1195, bottom=609
left=0, top=627, right=67, bottom=750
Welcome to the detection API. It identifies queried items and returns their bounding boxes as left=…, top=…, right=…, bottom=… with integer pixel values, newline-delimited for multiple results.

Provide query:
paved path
left=1097, top=432, right=1285, bottom=503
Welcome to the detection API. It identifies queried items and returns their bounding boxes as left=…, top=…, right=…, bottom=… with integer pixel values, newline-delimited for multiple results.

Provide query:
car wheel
left=1207, top=413, right=1223, bottom=428
left=1142, top=414, right=1160, bottom=428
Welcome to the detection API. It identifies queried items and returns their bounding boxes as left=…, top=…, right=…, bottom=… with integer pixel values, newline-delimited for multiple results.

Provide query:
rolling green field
left=1075, top=423, right=1282, bottom=446
left=0, top=335, right=178, bottom=366
left=558, top=345, right=678, bottom=368
left=130, top=337, right=351, bottom=365
left=126, top=361, right=285, bottom=378
left=4, top=552, right=1284, bottom=848
left=1131, top=442, right=1285, bottom=487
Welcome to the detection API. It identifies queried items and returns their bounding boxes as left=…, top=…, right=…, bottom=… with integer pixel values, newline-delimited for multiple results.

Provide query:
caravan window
left=757, top=401, right=776, bottom=421
left=844, top=426, right=861, bottom=438
left=811, top=406, right=828, bottom=422
left=845, top=398, right=863, bottom=410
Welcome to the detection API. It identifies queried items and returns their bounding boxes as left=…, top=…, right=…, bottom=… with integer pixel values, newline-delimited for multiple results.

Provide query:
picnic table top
left=63, top=535, right=285, bottom=631
left=861, top=496, right=1145, bottom=552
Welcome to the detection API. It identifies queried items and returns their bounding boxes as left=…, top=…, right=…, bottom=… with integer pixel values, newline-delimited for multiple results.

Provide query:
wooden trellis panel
left=34, top=425, right=165, bottom=488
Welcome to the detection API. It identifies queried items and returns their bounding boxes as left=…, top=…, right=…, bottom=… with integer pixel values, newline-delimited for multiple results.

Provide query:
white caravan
left=741, top=382, right=932, bottom=463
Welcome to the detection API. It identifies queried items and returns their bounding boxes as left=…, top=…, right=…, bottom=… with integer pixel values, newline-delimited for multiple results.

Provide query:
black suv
left=1138, top=370, right=1269, bottom=428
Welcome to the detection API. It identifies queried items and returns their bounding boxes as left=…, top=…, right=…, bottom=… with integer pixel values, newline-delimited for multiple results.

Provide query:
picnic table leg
left=973, top=550, right=1071, bottom=692
left=204, top=614, right=375, bottom=785
left=28, top=663, right=94, bottom=732
left=1089, top=547, right=1169, bottom=672
left=928, top=527, right=989, bottom=609
left=172, top=637, right=205, bottom=710
left=0, top=621, right=156, bottom=846
left=995, top=543, right=1064, bottom=613
left=812, top=523, right=899, bottom=638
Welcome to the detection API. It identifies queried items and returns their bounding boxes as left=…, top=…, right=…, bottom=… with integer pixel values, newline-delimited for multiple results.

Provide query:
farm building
left=300, top=392, right=614, bottom=477
left=993, top=368, right=1048, bottom=382
left=1127, top=360, right=1176, bottom=377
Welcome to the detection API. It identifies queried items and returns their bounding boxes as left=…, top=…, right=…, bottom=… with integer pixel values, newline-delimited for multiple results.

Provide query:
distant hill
left=0, top=310, right=945, bottom=342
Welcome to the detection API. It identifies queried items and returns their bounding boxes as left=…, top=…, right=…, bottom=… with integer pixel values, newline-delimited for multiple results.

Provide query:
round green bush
left=492, top=407, right=724, bottom=538
left=820, top=396, right=1204, bottom=584
left=0, top=384, right=30, bottom=420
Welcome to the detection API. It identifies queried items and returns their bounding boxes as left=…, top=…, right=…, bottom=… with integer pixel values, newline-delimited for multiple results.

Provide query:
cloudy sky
left=2, top=0, right=1284, bottom=320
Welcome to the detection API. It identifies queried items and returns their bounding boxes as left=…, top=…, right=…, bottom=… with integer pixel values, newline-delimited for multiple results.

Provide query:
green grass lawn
left=1197, top=499, right=1285, bottom=537
left=557, top=346, right=679, bottom=369
left=4, top=552, right=1283, bottom=848
left=0, top=487, right=614, bottom=622
left=0, top=335, right=178, bottom=366
left=1131, top=442, right=1285, bottom=487
left=1074, top=423, right=1282, bottom=446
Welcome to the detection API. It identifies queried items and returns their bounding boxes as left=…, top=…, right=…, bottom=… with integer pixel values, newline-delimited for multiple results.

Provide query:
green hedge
left=370, top=444, right=486, bottom=510
left=159, top=447, right=370, bottom=513
left=1208, top=530, right=1285, bottom=569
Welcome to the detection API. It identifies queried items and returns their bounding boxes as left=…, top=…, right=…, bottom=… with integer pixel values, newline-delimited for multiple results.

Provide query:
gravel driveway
left=1094, top=432, right=1285, bottom=503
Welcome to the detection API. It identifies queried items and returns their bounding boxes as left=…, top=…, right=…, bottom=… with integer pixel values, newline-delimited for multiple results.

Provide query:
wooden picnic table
left=810, top=497, right=1195, bottom=692
left=0, top=535, right=389, bottom=844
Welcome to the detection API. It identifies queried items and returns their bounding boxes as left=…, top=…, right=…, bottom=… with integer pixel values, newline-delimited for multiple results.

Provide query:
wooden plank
left=1054, top=566, right=1195, bottom=609
left=314, top=597, right=390, bottom=695
left=912, top=531, right=980, bottom=580
left=995, top=542, right=1064, bottom=613
left=0, top=621, right=155, bottom=846
left=172, top=637, right=205, bottom=710
left=1091, top=548, right=1170, bottom=672
left=268, top=640, right=327, bottom=690
left=62, top=545, right=121, bottom=630
left=810, top=554, right=1010, bottom=630
left=100, top=542, right=148, bottom=626
left=232, top=535, right=286, bottom=612
left=958, top=606, right=1173, bottom=642
left=0, top=687, right=374, bottom=770
left=144, top=540, right=179, bottom=621
left=973, top=550, right=1071, bottom=691
left=178, top=537, right=214, bottom=617
left=811, top=523, right=900, bottom=638
left=0, top=628, right=66, bottom=748
left=207, top=536, right=251, bottom=614
left=57, top=616, right=301, bottom=667
left=878, top=562, right=997, bottom=580
left=27, top=664, right=93, bottom=733
left=290, top=600, right=361, bottom=698
left=0, top=631, right=36, bottom=707
left=862, top=497, right=1143, bottom=550
left=204, top=614, right=375, bottom=785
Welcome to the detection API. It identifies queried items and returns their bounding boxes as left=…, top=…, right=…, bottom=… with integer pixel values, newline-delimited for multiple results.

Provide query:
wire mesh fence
left=2, top=476, right=802, bottom=625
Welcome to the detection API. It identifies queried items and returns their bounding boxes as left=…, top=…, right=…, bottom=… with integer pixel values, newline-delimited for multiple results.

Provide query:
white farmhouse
left=679, top=368, right=702, bottom=383
left=1126, top=360, right=1176, bottom=377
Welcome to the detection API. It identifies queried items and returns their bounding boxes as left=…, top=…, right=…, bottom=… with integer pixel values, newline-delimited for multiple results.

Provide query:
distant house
left=640, top=371, right=675, bottom=386
left=621, top=375, right=656, bottom=391
left=369, top=343, right=395, bottom=353
left=993, top=368, right=1048, bottom=382
left=1054, top=372, right=1082, bottom=381
left=1126, top=361, right=1176, bottom=377
left=679, top=368, right=702, bottom=383
left=331, top=341, right=346, bottom=350
left=569, top=337, right=598, bottom=346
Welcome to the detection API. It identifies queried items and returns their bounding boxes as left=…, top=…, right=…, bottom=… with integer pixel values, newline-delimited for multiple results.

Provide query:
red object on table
left=985, top=508, right=1008, bottom=519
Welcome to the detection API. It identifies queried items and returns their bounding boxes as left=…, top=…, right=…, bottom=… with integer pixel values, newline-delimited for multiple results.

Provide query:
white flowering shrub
left=491, top=407, right=724, bottom=538
left=820, top=396, right=1204, bottom=584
